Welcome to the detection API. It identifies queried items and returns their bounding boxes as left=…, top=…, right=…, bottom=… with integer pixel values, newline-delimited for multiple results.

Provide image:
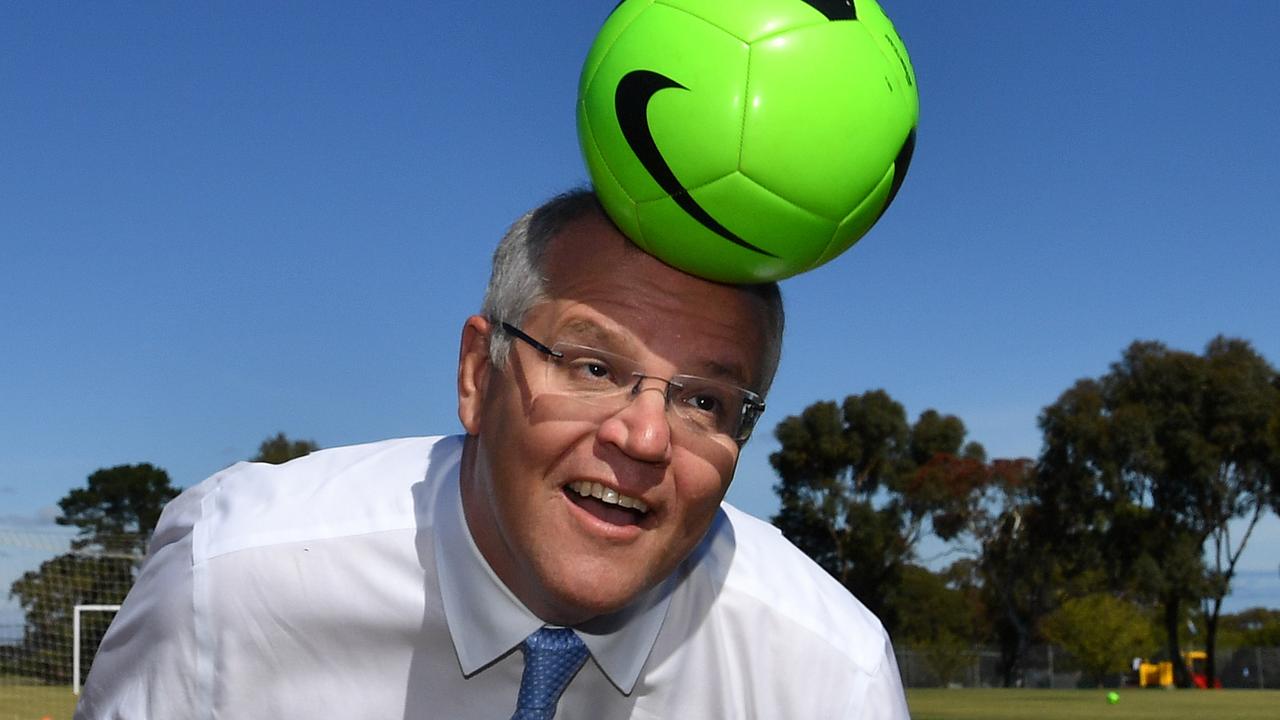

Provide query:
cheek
left=672, top=446, right=737, bottom=519
left=481, top=375, right=564, bottom=454
left=517, top=396, right=604, bottom=466
left=488, top=394, right=599, bottom=498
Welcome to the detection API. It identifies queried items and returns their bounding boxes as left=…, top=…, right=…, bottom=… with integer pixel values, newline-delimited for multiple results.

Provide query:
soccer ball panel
left=741, top=21, right=911, bottom=221
left=654, top=0, right=832, bottom=44
left=853, top=0, right=919, bottom=120
left=636, top=171, right=836, bottom=283
left=583, top=4, right=749, bottom=202
left=820, top=161, right=896, bottom=266
left=578, top=0, right=657, bottom=101
left=578, top=109, right=643, bottom=242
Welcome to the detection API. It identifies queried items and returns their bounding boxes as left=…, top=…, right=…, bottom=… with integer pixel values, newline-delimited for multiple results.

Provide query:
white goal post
left=0, top=527, right=138, bottom=694
left=73, top=604, right=122, bottom=695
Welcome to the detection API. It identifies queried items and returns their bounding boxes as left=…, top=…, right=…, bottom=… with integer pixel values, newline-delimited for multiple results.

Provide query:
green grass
left=0, top=683, right=77, bottom=720
left=4, top=683, right=1278, bottom=720
left=907, top=688, right=1280, bottom=720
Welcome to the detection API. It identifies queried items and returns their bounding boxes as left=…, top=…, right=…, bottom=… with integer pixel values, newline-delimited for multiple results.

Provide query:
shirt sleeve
left=74, top=477, right=214, bottom=720
left=848, top=635, right=911, bottom=720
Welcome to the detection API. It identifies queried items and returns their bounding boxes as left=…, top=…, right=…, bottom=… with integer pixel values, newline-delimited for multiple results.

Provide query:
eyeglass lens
left=546, top=343, right=753, bottom=439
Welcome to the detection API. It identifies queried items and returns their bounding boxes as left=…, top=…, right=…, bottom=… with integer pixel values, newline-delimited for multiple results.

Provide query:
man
left=77, top=190, right=909, bottom=719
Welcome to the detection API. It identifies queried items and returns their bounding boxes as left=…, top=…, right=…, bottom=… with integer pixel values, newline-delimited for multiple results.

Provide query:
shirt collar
left=433, top=444, right=675, bottom=694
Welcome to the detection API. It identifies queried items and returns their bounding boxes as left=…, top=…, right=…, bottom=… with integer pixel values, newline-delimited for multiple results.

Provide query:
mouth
left=565, top=480, right=650, bottom=526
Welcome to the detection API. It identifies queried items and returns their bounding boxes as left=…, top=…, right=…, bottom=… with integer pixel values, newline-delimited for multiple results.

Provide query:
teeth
left=568, top=481, right=649, bottom=513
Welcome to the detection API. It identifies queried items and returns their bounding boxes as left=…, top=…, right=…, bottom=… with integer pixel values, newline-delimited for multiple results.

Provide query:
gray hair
left=480, top=188, right=786, bottom=398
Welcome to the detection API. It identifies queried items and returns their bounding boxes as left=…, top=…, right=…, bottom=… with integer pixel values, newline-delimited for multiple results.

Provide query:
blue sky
left=3, top=1, right=1277, bottom=617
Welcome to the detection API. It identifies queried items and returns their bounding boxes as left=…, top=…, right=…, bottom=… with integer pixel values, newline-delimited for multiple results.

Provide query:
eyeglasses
left=498, top=322, right=765, bottom=443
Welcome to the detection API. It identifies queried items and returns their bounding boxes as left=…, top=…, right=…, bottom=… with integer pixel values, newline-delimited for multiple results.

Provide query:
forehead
left=535, top=215, right=769, bottom=385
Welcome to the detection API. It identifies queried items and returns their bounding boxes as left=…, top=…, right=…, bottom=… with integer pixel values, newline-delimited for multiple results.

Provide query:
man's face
left=457, top=212, right=769, bottom=625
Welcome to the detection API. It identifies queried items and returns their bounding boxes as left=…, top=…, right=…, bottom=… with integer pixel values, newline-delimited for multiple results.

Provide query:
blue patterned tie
left=510, top=627, right=589, bottom=720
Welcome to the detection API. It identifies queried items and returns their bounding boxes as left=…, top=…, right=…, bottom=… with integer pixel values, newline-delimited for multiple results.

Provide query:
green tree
left=769, top=390, right=999, bottom=635
left=252, top=432, right=319, bottom=464
left=1215, top=607, right=1280, bottom=646
left=57, top=463, right=179, bottom=556
left=7, top=554, right=134, bottom=683
left=893, top=564, right=981, bottom=686
left=1036, top=337, right=1280, bottom=687
left=974, top=497, right=1083, bottom=687
left=1043, top=593, right=1155, bottom=687
left=9, top=464, right=179, bottom=683
left=893, top=564, right=980, bottom=646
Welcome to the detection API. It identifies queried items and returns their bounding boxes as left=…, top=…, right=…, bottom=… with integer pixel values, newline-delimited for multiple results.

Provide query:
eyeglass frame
left=495, top=321, right=765, bottom=443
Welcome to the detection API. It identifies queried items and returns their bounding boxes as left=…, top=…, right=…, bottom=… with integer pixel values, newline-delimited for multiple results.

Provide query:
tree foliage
left=1218, top=607, right=1280, bottom=646
left=890, top=562, right=986, bottom=684
left=1044, top=591, right=1157, bottom=686
left=7, top=554, right=134, bottom=683
left=9, top=464, right=179, bottom=682
left=769, top=335, right=1278, bottom=687
left=57, top=463, right=179, bottom=556
left=770, top=390, right=1010, bottom=634
left=252, top=432, right=319, bottom=464
left=1043, top=593, right=1156, bottom=687
left=976, top=500, right=1080, bottom=686
left=1036, top=336, right=1279, bottom=686
left=893, top=564, right=978, bottom=645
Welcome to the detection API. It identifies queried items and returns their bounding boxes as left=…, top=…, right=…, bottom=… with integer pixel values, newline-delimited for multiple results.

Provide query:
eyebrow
left=555, top=318, right=622, bottom=349
left=554, top=318, right=755, bottom=389
left=689, top=358, right=754, bottom=390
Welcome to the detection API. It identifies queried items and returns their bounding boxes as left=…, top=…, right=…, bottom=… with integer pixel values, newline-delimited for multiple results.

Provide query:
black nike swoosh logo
left=801, top=0, right=856, bottom=21
left=614, top=69, right=778, bottom=259
left=877, top=128, right=915, bottom=221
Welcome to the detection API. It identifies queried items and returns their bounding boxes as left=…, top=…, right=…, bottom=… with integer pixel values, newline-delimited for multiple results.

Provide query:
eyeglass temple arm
left=500, top=322, right=564, bottom=359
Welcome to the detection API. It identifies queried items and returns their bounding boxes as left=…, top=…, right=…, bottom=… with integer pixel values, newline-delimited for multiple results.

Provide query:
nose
left=596, top=377, right=672, bottom=463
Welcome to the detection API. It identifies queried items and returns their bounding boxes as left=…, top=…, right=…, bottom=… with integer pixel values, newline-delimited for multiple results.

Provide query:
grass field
left=4, top=683, right=1279, bottom=719
left=907, top=688, right=1280, bottom=719
left=0, top=683, right=77, bottom=720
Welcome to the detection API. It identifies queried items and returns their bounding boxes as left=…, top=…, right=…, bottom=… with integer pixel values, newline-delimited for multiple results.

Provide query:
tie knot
left=524, top=627, right=586, bottom=655
left=511, top=628, right=589, bottom=720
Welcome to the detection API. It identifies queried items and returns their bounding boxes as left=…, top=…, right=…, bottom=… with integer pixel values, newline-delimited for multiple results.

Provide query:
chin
left=538, top=568, right=656, bottom=625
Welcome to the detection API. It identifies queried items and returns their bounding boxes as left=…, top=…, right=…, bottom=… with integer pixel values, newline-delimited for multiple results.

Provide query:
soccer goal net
left=1, top=528, right=139, bottom=693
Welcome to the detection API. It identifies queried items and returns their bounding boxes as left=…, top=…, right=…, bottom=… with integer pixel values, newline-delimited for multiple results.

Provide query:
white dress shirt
left=76, top=436, right=909, bottom=719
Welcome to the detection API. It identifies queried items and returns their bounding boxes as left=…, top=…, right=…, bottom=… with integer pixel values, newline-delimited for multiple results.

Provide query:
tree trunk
left=1204, top=597, right=1222, bottom=688
left=999, top=599, right=1030, bottom=687
left=1163, top=595, right=1192, bottom=688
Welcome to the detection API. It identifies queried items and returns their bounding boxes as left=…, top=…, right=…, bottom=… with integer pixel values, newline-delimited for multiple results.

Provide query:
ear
left=457, top=315, right=493, bottom=435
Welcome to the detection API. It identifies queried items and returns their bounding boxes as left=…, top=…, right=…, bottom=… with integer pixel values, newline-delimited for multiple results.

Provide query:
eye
left=676, top=383, right=736, bottom=429
left=563, top=356, right=618, bottom=387
left=687, top=393, right=722, bottom=414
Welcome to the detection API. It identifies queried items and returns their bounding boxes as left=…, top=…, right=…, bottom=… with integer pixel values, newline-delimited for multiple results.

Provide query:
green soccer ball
left=577, top=0, right=918, bottom=283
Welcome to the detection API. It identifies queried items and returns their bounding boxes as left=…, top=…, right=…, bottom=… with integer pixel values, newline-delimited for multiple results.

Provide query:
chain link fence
left=1, top=528, right=138, bottom=688
left=896, top=645, right=1280, bottom=689
left=1217, top=646, right=1280, bottom=689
